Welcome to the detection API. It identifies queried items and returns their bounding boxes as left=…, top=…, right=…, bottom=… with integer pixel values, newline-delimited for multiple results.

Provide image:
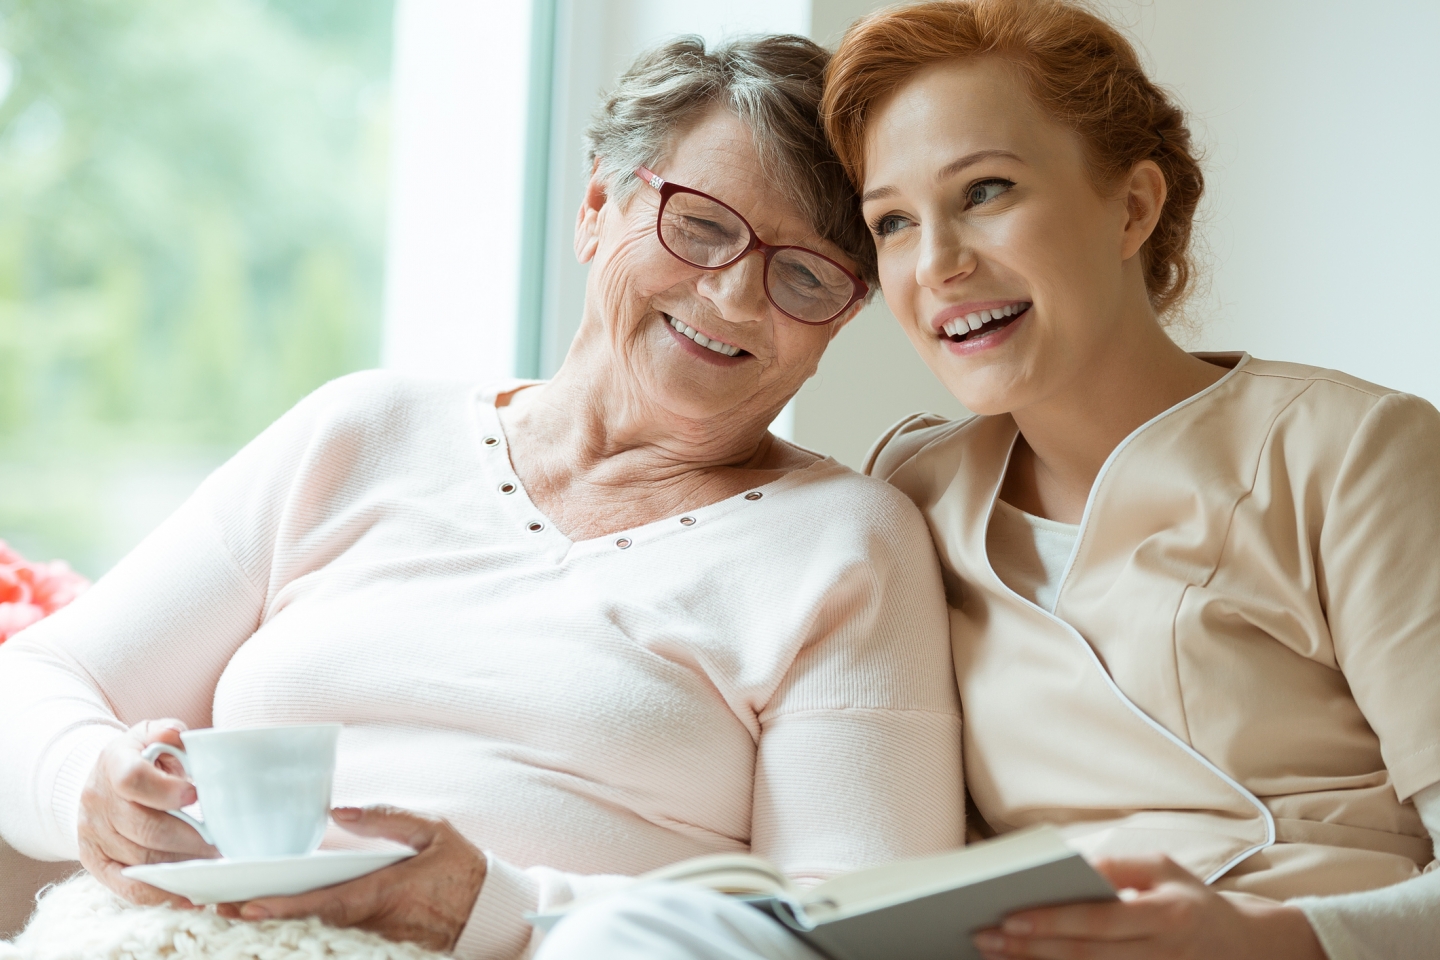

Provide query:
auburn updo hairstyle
left=822, top=0, right=1204, bottom=316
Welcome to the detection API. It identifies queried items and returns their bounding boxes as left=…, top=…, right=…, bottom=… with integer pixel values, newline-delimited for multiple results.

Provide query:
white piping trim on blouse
left=985, top=354, right=1274, bottom=884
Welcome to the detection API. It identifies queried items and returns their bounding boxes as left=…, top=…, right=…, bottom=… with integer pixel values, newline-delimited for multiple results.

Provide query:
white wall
left=1114, top=0, right=1440, bottom=402
left=381, top=0, right=531, bottom=382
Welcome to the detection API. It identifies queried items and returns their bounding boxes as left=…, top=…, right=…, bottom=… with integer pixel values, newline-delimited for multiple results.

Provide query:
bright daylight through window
left=0, top=0, right=393, bottom=577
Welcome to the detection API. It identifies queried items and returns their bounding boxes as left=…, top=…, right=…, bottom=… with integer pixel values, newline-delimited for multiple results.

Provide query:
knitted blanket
left=0, top=874, right=449, bottom=960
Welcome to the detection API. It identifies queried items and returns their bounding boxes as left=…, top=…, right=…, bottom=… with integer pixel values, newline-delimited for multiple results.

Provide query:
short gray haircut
left=583, top=34, right=877, bottom=286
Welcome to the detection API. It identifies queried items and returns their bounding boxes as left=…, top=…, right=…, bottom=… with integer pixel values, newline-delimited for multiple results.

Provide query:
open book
left=529, top=826, right=1115, bottom=960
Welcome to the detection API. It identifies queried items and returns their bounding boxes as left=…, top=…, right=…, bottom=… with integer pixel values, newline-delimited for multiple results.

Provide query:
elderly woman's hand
left=230, top=805, right=487, bottom=953
left=78, top=718, right=219, bottom=906
left=972, top=855, right=1326, bottom=960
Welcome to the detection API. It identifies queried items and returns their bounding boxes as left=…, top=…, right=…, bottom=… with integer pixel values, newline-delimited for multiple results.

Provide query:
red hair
left=822, top=0, right=1203, bottom=315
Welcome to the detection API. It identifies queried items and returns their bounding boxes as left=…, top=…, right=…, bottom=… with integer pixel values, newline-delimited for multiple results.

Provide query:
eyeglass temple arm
left=635, top=166, right=664, bottom=190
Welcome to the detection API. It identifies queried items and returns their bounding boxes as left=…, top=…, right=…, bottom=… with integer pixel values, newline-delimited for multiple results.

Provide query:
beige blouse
left=867, top=354, right=1440, bottom=900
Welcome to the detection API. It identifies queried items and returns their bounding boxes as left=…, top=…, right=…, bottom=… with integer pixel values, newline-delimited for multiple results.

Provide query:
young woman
left=825, top=2, right=1440, bottom=958
left=532, top=3, right=1440, bottom=960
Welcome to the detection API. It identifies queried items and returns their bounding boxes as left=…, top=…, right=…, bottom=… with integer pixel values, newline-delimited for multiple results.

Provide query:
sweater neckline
left=470, top=388, right=838, bottom=559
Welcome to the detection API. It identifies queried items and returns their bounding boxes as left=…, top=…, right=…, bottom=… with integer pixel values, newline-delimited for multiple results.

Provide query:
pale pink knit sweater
left=0, top=372, right=965, bottom=959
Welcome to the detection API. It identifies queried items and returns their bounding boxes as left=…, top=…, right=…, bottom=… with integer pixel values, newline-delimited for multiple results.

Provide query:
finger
left=135, top=718, right=189, bottom=746
left=111, top=801, right=217, bottom=859
left=133, top=720, right=190, bottom=779
left=82, top=840, right=196, bottom=910
left=111, top=745, right=196, bottom=811
left=82, top=791, right=215, bottom=867
left=1089, top=854, right=1193, bottom=892
left=1000, top=901, right=1143, bottom=940
left=329, top=805, right=442, bottom=851
left=240, top=869, right=387, bottom=924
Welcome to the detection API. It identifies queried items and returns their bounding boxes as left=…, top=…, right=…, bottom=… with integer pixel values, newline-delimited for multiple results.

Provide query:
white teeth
left=667, top=316, right=741, bottom=357
left=940, top=303, right=1031, bottom=339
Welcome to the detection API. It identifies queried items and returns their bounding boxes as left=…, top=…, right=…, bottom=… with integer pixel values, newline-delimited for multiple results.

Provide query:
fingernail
left=1003, top=917, right=1033, bottom=934
left=974, top=932, right=1004, bottom=950
left=240, top=905, right=269, bottom=920
left=332, top=807, right=362, bottom=821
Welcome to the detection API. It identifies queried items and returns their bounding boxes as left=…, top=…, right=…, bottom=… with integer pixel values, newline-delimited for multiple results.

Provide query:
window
left=0, top=0, right=394, bottom=577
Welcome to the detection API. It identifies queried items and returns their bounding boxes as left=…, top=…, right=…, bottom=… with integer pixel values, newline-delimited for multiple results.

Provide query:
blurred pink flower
left=0, top=541, right=90, bottom=644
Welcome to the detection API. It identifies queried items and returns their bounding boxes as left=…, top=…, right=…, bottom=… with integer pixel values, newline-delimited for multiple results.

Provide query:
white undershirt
left=985, top=497, right=1440, bottom=960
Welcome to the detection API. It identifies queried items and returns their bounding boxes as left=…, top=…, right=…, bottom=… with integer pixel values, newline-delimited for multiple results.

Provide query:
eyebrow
left=861, top=149, right=1025, bottom=204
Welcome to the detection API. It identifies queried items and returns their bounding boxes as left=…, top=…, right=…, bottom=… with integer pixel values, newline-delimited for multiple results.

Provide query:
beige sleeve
left=862, top=412, right=954, bottom=480
left=1319, top=392, right=1440, bottom=799
left=1291, top=782, right=1440, bottom=960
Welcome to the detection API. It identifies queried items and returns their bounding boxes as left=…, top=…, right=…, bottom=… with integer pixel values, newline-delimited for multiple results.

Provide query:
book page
left=638, top=853, right=797, bottom=898
left=801, top=826, right=1075, bottom=921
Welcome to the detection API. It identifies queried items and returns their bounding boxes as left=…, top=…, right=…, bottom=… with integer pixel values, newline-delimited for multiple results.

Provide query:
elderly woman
left=0, top=35, right=964, bottom=958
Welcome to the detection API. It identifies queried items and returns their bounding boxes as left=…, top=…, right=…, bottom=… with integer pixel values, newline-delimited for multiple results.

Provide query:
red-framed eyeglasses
left=634, top=167, right=868, bottom=325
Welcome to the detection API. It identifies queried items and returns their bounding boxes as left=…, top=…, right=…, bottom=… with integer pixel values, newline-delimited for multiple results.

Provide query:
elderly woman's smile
left=663, top=314, right=745, bottom=360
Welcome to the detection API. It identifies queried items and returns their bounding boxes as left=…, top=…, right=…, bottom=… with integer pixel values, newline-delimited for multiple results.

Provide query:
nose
left=914, top=220, right=977, bottom=291
left=694, top=250, right=771, bottom=323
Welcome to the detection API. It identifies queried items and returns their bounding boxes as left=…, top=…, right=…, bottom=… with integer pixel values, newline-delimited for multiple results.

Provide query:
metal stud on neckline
left=527, top=521, right=544, bottom=533
left=482, top=435, right=500, bottom=447
left=744, top=491, right=763, bottom=501
left=615, top=538, right=632, bottom=549
left=498, top=482, right=517, bottom=495
left=679, top=516, right=696, bottom=526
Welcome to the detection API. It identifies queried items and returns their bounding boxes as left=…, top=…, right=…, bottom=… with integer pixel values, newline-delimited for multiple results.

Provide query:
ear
left=1119, top=160, right=1167, bottom=261
left=574, top=159, right=607, bottom=264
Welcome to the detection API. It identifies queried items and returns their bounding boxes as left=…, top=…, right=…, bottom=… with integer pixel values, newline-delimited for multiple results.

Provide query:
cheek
left=595, top=233, right=691, bottom=309
left=770, top=322, right=832, bottom=378
left=876, top=246, right=920, bottom=323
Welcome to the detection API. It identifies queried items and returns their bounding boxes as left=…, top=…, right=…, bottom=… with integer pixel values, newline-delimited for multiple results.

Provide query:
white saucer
left=122, top=848, right=417, bottom=905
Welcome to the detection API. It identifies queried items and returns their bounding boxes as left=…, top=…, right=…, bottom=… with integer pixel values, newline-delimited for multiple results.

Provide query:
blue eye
left=870, top=214, right=907, bottom=238
left=967, top=179, right=1012, bottom=207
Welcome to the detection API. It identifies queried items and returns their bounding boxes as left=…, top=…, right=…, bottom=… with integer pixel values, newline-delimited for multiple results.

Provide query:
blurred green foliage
left=0, top=0, right=392, bottom=576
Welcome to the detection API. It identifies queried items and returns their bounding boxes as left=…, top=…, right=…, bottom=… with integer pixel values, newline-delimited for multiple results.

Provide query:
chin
left=925, top=359, right=1029, bottom=418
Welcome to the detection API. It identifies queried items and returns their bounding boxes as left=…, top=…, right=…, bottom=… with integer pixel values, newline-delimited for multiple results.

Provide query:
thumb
left=331, top=805, right=442, bottom=851
left=136, top=718, right=188, bottom=747
left=1090, top=854, right=1193, bottom=892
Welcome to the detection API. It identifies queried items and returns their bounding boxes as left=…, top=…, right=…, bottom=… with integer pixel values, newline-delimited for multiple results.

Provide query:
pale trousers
left=533, top=883, right=827, bottom=960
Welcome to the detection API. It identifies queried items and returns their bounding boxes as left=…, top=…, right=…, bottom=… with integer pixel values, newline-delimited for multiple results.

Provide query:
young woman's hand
left=973, top=854, right=1326, bottom=960
left=77, top=718, right=218, bottom=907
left=225, top=805, right=487, bottom=953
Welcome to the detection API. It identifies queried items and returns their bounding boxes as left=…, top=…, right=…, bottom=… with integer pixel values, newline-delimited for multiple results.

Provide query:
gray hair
left=583, top=34, right=877, bottom=286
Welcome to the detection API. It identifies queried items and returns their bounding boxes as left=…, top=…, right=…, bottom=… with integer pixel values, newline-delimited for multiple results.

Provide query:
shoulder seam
left=1237, top=366, right=1393, bottom=400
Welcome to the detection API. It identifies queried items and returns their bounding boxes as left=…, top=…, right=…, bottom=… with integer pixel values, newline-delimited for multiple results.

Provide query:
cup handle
left=139, top=742, right=215, bottom=847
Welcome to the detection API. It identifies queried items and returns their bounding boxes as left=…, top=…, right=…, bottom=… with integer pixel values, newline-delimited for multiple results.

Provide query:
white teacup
left=141, top=723, right=341, bottom=861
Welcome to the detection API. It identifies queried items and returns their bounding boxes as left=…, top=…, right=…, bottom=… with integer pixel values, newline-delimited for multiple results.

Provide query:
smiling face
left=575, top=108, right=861, bottom=428
left=861, top=57, right=1157, bottom=417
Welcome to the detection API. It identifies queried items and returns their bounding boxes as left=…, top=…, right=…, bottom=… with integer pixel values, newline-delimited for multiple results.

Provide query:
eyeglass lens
left=659, top=191, right=855, bottom=323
